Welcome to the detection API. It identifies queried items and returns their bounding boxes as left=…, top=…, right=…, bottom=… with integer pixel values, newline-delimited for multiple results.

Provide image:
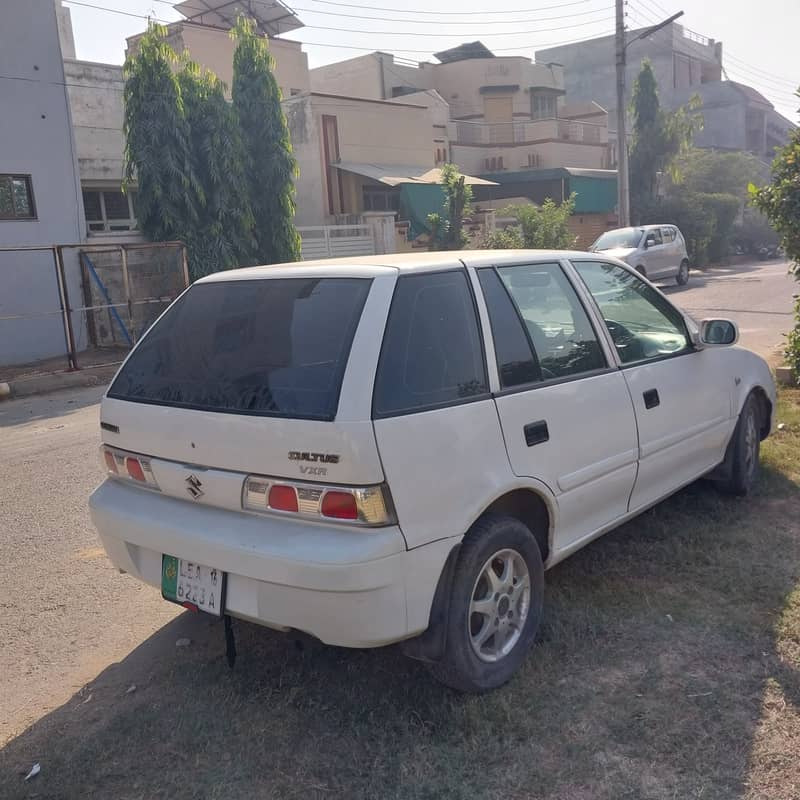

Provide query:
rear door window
left=107, top=278, right=371, bottom=420
left=373, top=270, right=488, bottom=417
left=477, top=268, right=541, bottom=388
left=495, top=262, right=607, bottom=380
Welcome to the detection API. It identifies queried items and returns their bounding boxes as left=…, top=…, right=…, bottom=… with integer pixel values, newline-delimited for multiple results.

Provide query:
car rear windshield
left=593, top=228, right=644, bottom=251
left=107, top=277, right=371, bottom=420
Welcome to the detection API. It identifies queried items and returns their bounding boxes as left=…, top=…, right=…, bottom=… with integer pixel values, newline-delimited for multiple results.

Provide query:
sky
left=63, top=0, right=800, bottom=122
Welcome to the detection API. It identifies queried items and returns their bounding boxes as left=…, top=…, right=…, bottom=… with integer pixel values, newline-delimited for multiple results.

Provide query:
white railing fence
left=297, top=225, right=375, bottom=260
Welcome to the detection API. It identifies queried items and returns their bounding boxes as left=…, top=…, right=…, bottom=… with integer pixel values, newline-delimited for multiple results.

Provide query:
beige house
left=125, top=22, right=309, bottom=102
left=310, top=43, right=610, bottom=176
left=285, top=92, right=449, bottom=229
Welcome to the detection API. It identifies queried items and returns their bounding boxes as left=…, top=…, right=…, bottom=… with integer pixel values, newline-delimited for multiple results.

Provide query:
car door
left=571, top=260, right=735, bottom=512
left=642, top=227, right=667, bottom=278
left=661, top=226, right=679, bottom=277
left=474, top=260, right=639, bottom=555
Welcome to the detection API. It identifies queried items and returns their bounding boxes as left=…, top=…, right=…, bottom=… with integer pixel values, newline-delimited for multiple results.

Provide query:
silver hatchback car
left=591, top=225, right=690, bottom=285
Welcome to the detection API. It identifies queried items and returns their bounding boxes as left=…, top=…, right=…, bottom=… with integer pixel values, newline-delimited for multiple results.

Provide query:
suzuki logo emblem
left=185, top=474, right=204, bottom=500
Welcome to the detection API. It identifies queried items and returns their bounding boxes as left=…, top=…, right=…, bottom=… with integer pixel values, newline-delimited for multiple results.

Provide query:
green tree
left=232, top=17, right=300, bottom=264
left=484, top=195, right=577, bottom=250
left=428, top=163, right=474, bottom=250
left=628, top=60, right=701, bottom=220
left=178, top=60, right=255, bottom=276
left=672, top=148, right=768, bottom=198
left=751, top=96, right=800, bottom=377
left=123, top=23, right=199, bottom=243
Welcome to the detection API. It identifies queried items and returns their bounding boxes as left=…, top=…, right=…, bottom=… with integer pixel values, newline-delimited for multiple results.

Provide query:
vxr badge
left=185, top=474, right=204, bottom=500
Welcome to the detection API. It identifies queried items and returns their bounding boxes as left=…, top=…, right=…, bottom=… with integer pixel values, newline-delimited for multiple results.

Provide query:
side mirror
left=700, top=318, right=739, bottom=347
left=644, top=235, right=656, bottom=249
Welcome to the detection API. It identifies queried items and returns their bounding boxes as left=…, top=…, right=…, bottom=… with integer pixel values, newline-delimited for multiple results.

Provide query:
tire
left=718, top=394, right=762, bottom=495
left=635, top=265, right=647, bottom=278
left=428, top=514, right=544, bottom=693
left=676, top=259, right=690, bottom=285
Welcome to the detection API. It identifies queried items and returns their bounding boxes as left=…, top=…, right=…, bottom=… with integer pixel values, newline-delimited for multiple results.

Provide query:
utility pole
left=615, top=0, right=629, bottom=227
left=615, top=5, right=684, bottom=228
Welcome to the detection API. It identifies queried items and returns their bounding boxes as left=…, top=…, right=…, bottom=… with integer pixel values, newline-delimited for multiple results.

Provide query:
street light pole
left=615, top=5, right=684, bottom=228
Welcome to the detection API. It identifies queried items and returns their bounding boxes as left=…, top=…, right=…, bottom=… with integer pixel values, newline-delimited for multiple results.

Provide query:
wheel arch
left=401, top=484, right=556, bottom=664
left=749, top=384, right=773, bottom=439
left=478, top=487, right=554, bottom=565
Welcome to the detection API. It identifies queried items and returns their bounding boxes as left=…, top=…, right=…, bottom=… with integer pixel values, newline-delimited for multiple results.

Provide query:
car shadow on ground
left=1, top=476, right=798, bottom=800
left=660, top=259, right=789, bottom=296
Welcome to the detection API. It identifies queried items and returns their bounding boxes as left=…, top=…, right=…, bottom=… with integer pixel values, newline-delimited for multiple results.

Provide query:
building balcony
left=448, top=118, right=608, bottom=147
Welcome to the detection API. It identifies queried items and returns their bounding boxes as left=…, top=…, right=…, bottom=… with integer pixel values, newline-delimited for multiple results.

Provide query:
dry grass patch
left=2, top=392, right=799, bottom=800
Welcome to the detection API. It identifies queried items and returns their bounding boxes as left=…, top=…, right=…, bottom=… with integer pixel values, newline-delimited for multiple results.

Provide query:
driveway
left=0, top=386, right=180, bottom=747
left=660, top=259, right=796, bottom=362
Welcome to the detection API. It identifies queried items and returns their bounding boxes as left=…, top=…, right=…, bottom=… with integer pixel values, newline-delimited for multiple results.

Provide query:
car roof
left=196, top=250, right=603, bottom=283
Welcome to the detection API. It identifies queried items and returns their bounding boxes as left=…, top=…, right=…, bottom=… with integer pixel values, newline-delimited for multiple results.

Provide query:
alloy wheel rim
left=468, top=548, right=530, bottom=663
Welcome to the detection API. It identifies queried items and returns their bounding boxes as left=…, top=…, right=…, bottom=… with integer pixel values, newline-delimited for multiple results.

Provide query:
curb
left=1, top=365, right=118, bottom=400
left=776, top=366, right=797, bottom=387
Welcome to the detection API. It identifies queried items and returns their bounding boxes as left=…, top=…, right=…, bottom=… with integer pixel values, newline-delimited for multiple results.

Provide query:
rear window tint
left=373, top=270, right=488, bottom=417
left=107, top=278, right=371, bottom=420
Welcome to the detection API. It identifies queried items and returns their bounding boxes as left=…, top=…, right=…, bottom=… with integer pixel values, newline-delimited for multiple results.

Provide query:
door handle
left=524, top=420, right=549, bottom=447
left=643, top=389, right=660, bottom=409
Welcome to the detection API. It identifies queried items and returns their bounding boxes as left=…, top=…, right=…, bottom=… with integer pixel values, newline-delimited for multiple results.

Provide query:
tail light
left=101, top=446, right=160, bottom=490
left=243, top=475, right=394, bottom=526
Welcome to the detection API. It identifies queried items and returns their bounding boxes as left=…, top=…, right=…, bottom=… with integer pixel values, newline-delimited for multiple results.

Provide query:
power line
left=141, top=0, right=615, bottom=26
left=724, top=53, right=799, bottom=89
left=63, top=0, right=171, bottom=22
left=288, top=4, right=613, bottom=26
left=300, top=0, right=597, bottom=16
left=64, top=0, right=612, bottom=41
left=292, top=16, right=615, bottom=37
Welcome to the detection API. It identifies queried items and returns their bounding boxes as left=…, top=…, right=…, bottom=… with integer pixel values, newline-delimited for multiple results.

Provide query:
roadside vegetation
left=124, top=20, right=299, bottom=280
left=2, top=391, right=798, bottom=799
left=751, top=88, right=800, bottom=381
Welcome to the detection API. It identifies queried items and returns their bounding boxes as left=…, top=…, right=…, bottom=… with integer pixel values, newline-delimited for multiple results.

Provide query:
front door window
left=572, top=261, right=691, bottom=364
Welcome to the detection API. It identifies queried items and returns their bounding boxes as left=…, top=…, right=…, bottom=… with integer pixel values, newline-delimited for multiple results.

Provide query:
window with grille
left=82, top=189, right=138, bottom=233
left=0, top=175, right=36, bottom=220
left=531, top=93, right=557, bottom=120
left=362, top=186, right=400, bottom=213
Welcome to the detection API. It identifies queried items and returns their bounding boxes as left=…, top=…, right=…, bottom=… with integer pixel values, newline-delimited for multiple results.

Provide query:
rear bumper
left=89, top=479, right=455, bottom=648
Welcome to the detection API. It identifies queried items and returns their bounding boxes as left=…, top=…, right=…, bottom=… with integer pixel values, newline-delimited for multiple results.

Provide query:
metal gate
left=0, top=241, right=188, bottom=374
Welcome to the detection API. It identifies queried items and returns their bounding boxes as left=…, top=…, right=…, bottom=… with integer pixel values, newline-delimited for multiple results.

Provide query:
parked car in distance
left=90, top=251, right=775, bottom=692
left=591, top=225, right=691, bottom=285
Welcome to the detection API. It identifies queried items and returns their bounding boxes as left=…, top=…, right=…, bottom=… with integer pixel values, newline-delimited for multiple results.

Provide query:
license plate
left=161, top=555, right=225, bottom=617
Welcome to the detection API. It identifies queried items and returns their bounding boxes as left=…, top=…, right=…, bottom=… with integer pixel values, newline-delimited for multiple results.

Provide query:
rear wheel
left=676, top=259, right=690, bottom=285
left=428, top=514, right=544, bottom=692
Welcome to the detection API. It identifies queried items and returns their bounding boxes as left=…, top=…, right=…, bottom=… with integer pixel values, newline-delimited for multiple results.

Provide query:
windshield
left=592, top=228, right=644, bottom=251
left=107, top=278, right=371, bottom=420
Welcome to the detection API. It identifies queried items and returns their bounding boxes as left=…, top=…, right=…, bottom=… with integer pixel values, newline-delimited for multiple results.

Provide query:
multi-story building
left=536, top=23, right=794, bottom=162
left=1, top=0, right=85, bottom=366
left=310, top=42, right=611, bottom=175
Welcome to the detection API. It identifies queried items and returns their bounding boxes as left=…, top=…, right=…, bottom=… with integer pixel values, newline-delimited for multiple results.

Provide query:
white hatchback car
left=90, top=251, right=775, bottom=692
left=591, top=225, right=691, bottom=285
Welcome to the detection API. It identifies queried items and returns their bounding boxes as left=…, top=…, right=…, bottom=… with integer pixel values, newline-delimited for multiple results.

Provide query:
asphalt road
left=660, top=259, right=796, bottom=364
left=0, top=258, right=796, bottom=747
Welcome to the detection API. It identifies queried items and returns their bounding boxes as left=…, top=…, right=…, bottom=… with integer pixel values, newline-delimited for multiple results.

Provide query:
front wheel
left=718, top=394, right=762, bottom=495
left=676, top=259, right=690, bottom=285
left=428, top=515, right=544, bottom=692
